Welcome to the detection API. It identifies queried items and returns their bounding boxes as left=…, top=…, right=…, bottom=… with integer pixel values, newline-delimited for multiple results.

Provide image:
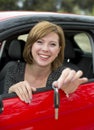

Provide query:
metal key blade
left=52, top=86, right=60, bottom=120
left=55, top=108, right=59, bottom=120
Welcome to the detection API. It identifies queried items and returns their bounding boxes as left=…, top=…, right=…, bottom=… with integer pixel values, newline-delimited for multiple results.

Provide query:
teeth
left=39, top=54, right=49, bottom=58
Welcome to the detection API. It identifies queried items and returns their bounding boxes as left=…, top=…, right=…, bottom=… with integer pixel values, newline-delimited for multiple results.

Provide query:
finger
left=31, top=86, right=36, bottom=91
left=23, top=81, right=35, bottom=103
left=72, top=70, right=83, bottom=81
left=8, top=83, right=26, bottom=101
left=14, top=82, right=30, bottom=103
left=25, top=81, right=36, bottom=102
left=22, top=84, right=31, bottom=103
left=63, top=70, right=76, bottom=84
left=18, top=86, right=30, bottom=103
left=57, top=68, right=71, bottom=88
left=52, top=81, right=58, bottom=88
left=64, top=77, right=88, bottom=94
left=14, top=87, right=25, bottom=102
left=79, top=77, right=88, bottom=84
left=25, top=81, right=33, bottom=100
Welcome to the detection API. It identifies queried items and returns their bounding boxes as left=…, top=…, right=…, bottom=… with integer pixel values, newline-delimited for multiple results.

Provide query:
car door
left=0, top=82, right=94, bottom=130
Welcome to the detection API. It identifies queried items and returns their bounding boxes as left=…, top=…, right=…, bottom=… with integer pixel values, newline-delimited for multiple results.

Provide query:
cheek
left=52, top=48, right=60, bottom=57
left=31, top=44, right=38, bottom=53
left=56, top=47, right=60, bottom=55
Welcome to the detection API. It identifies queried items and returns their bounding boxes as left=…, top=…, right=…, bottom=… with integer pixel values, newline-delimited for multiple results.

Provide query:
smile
left=39, top=54, right=50, bottom=59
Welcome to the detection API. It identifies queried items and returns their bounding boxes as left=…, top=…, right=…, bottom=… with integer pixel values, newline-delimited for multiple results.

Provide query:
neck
left=27, top=64, right=51, bottom=79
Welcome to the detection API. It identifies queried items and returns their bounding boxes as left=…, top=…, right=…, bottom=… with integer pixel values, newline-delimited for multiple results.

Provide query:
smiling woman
left=3, top=21, right=88, bottom=104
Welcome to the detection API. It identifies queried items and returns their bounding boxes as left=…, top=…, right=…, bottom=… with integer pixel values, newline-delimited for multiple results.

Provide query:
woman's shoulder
left=7, top=61, right=26, bottom=73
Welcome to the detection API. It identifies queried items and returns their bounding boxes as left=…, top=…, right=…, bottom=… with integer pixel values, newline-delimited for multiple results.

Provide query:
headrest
left=8, top=39, right=25, bottom=60
left=64, top=40, right=75, bottom=59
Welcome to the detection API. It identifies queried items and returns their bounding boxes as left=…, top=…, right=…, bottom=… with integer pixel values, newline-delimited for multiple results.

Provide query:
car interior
left=0, top=28, right=93, bottom=95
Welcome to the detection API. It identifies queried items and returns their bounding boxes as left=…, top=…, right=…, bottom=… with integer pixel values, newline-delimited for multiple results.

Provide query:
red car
left=0, top=11, right=94, bottom=130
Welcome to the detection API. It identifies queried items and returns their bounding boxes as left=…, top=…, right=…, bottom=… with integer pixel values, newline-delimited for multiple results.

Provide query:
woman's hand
left=53, top=68, right=88, bottom=95
left=8, top=81, right=36, bottom=103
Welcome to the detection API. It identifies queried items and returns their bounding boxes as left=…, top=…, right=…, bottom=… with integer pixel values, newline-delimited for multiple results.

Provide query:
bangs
left=30, top=21, right=59, bottom=40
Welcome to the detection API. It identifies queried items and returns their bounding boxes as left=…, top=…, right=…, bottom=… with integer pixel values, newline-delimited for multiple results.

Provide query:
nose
left=42, top=44, right=49, bottom=51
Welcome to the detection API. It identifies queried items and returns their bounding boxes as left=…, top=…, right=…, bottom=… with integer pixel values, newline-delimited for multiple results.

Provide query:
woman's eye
left=50, top=43, right=56, bottom=46
left=37, top=40, right=43, bottom=44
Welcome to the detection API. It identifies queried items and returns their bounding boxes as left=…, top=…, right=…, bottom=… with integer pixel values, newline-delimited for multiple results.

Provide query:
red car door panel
left=0, top=82, right=94, bottom=130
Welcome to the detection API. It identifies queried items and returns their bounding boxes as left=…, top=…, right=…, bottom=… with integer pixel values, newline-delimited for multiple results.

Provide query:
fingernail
left=65, top=92, right=69, bottom=98
left=25, top=100, right=29, bottom=104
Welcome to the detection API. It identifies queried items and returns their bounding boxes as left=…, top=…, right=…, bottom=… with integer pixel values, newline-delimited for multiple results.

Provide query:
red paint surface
left=0, top=82, right=94, bottom=130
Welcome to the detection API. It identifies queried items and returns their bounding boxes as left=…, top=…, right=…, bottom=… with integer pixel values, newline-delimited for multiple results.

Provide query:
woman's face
left=31, top=32, right=60, bottom=67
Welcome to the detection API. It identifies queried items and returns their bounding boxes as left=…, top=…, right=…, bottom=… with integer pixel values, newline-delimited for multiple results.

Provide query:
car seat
left=63, top=39, right=79, bottom=71
left=0, top=39, right=25, bottom=94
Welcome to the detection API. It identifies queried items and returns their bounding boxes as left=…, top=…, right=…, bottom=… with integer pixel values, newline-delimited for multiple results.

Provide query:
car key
left=52, top=86, right=60, bottom=120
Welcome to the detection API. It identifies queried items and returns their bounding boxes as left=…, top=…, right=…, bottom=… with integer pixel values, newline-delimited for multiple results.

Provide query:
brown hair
left=23, top=21, right=65, bottom=70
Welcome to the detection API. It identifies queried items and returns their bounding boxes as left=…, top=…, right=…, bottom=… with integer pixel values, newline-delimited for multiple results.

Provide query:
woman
left=4, top=21, right=88, bottom=103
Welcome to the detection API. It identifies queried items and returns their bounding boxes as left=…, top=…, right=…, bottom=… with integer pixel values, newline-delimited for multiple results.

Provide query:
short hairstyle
left=23, top=21, right=65, bottom=71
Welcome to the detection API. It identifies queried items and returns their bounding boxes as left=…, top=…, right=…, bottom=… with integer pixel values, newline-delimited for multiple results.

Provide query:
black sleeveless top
left=4, top=62, right=65, bottom=93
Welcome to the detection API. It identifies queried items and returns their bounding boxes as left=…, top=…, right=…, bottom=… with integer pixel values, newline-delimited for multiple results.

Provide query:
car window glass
left=0, top=41, right=5, bottom=60
left=0, top=43, right=1, bottom=50
left=74, top=33, right=91, bottom=53
left=18, top=34, right=28, bottom=41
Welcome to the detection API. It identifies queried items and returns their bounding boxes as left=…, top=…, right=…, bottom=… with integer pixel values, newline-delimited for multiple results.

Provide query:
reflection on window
left=74, top=33, right=91, bottom=53
left=18, top=34, right=28, bottom=42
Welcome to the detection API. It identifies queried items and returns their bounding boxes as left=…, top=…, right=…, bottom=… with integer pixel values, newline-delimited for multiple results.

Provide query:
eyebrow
left=39, top=38, right=58, bottom=42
